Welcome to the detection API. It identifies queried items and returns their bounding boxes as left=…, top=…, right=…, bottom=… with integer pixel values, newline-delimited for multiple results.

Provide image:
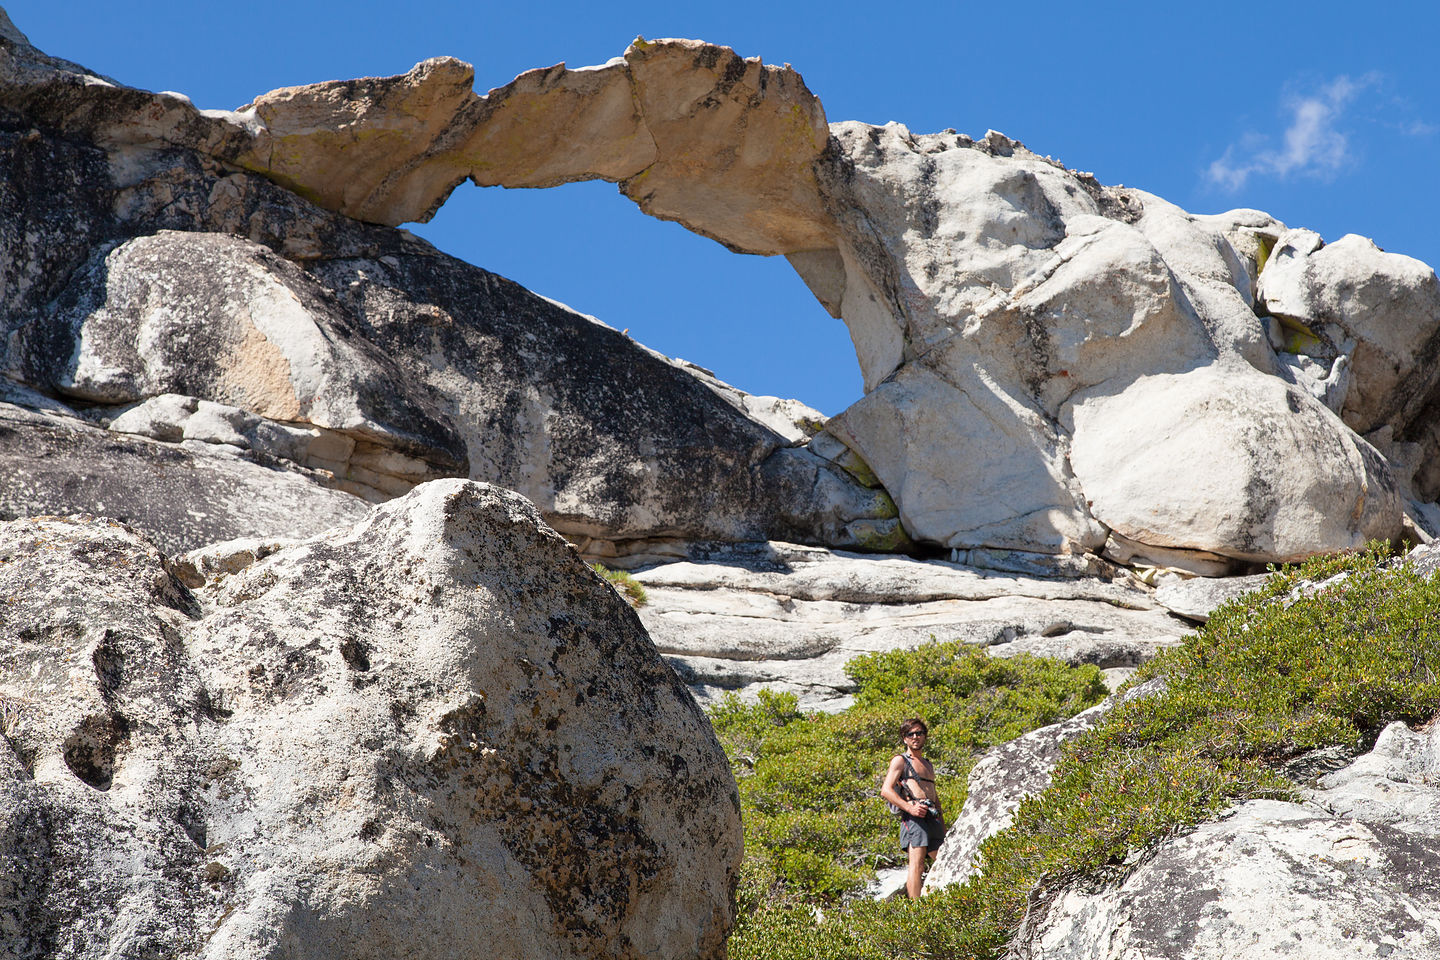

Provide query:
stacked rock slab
left=0, top=19, right=900, bottom=556
left=0, top=480, right=741, bottom=959
left=627, top=542, right=1186, bottom=710
left=95, top=34, right=1431, bottom=571
left=0, top=393, right=371, bottom=554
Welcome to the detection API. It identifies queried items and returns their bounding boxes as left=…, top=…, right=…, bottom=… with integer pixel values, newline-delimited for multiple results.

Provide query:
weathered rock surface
left=627, top=543, right=1187, bottom=710
left=218, top=38, right=835, bottom=254
left=0, top=397, right=370, bottom=553
left=925, top=679, right=1164, bottom=890
left=1258, top=229, right=1440, bottom=498
left=814, top=130, right=1405, bottom=564
left=0, top=26, right=899, bottom=555
left=0, top=479, right=740, bottom=959
left=6, top=17, right=1437, bottom=570
left=1153, top=570, right=1271, bottom=623
left=1013, top=720, right=1440, bottom=959
left=1066, top=363, right=1401, bottom=567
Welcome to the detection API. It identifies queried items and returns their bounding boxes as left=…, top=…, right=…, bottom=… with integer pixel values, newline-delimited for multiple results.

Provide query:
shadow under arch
left=410, top=179, right=863, bottom=418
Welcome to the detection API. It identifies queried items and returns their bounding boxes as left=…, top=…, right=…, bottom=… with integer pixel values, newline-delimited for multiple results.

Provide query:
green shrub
left=590, top=561, right=647, bottom=607
left=726, top=543, right=1440, bottom=960
left=710, top=642, right=1107, bottom=938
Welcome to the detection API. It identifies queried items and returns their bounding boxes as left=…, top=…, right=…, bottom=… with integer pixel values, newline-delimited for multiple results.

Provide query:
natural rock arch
left=10, top=26, right=1435, bottom=569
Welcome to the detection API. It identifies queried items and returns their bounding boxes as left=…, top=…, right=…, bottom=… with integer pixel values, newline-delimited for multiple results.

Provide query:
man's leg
left=906, top=843, right=926, bottom=899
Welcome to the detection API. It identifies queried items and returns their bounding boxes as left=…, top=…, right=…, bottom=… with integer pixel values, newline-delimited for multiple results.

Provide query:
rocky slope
left=930, top=677, right=1440, bottom=960
left=0, top=481, right=740, bottom=959
left=8, top=7, right=1440, bottom=956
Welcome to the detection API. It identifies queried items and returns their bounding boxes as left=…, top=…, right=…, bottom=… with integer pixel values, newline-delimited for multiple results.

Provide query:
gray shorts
left=899, top=811, right=946, bottom=852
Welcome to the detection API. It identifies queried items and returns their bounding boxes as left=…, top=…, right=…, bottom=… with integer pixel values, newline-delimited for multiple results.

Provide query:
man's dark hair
left=899, top=718, right=928, bottom=742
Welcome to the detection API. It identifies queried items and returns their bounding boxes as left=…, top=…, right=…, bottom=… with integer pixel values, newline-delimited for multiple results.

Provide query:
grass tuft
left=590, top=562, right=647, bottom=607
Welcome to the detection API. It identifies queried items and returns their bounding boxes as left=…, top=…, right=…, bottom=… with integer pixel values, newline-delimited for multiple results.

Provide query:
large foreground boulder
left=0, top=480, right=740, bottom=959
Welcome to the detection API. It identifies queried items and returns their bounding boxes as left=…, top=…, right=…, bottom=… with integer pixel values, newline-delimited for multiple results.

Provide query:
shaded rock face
left=0, top=27, right=898, bottom=554
left=300, top=243, right=897, bottom=545
left=1015, top=721, right=1440, bottom=959
left=0, top=397, right=370, bottom=553
left=0, top=480, right=740, bottom=959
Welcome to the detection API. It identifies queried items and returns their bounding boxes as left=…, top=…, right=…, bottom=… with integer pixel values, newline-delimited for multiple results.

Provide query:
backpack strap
left=897, top=755, right=917, bottom=799
left=886, top=755, right=913, bottom=815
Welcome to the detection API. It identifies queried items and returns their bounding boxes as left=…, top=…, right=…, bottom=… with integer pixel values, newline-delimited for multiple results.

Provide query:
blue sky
left=10, top=1, right=1439, bottom=415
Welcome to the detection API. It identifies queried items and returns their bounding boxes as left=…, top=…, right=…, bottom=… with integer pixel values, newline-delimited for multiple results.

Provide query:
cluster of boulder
left=7, top=13, right=1439, bottom=577
left=6, top=4, right=1440, bottom=956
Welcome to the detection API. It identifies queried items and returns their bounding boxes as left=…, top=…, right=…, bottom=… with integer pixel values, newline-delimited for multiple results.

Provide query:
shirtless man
left=880, top=717, right=946, bottom=899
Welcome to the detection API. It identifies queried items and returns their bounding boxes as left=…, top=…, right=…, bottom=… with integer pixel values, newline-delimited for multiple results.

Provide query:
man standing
left=880, top=718, right=946, bottom=899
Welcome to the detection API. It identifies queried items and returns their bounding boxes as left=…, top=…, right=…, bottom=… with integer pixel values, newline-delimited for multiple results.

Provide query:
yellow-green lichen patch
left=1254, top=232, right=1275, bottom=276
left=836, top=449, right=883, bottom=489
left=1273, top=313, right=1327, bottom=356
left=845, top=516, right=911, bottom=553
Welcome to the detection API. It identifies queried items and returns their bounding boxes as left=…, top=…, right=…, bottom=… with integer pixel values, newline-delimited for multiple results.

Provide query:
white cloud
left=1207, top=75, right=1373, bottom=191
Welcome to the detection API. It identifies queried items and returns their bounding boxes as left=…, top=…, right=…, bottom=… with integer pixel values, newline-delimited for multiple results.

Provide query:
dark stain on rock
left=1123, top=853, right=1224, bottom=955
left=91, top=633, right=125, bottom=700
left=339, top=637, right=371, bottom=672
left=62, top=712, right=129, bottom=790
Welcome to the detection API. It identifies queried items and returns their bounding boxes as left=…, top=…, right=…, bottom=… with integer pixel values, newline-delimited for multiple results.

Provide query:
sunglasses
left=904, top=731, right=927, bottom=739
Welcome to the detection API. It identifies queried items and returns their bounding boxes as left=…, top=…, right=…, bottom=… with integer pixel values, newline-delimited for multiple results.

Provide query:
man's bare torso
left=903, top=754, right=938, bottom=807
